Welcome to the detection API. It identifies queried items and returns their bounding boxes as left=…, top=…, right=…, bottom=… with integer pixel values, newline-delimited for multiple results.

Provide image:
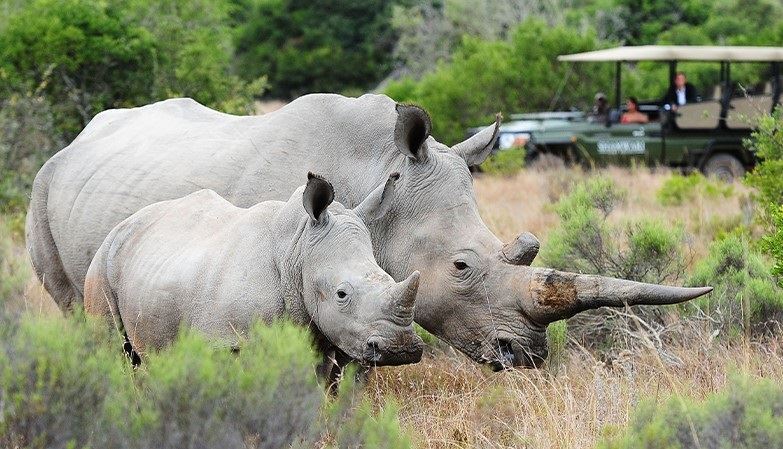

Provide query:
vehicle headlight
left=499, top=133, right=530, bottom=149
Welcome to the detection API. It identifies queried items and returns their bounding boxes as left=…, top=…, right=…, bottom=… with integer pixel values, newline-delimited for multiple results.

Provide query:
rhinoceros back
left=27, top=94, right=403, bottom=310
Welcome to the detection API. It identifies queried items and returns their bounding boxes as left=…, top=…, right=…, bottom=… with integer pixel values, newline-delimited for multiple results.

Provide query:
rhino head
left=370, top=105, right=712, bottom=370
left=299, top=173, right=424, bottom=366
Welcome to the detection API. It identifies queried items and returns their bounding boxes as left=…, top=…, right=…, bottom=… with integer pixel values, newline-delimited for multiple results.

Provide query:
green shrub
left=540, top=176, right=688, bottom=349
left=546, top=320, right=568, bottom=371
left=541, top=176, right=686, bottom=284
left=657, top=172, right=733, bottom=206
left=763, top=204, right=783, bottom=281
left=479, top=147, right=525, bottom=176
left=0, top=312, right=413, bottom=449
left=0, top=313, right=129, bottom=449
left=745, top=110, right=783, bottom=283
left=597, top=374, right=783, bottom=449
left=687, top=231, right=783, bottom=337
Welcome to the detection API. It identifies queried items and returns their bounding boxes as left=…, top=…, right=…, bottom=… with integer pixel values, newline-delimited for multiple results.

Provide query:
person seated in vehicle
left=664, top=71, right=699, bottom=110
left=620, top=97, right=649, bottom=124
left=588, top=92, right=609, bottom=123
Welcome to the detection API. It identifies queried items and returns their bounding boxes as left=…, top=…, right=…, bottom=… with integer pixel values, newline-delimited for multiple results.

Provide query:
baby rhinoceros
left=83, top=173, right=424, bottom=374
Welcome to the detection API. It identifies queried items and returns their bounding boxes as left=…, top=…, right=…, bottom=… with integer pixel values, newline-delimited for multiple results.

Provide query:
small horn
left=387, top=271, right=420, bottom=324
left=524, top=268, right=712, bottom=323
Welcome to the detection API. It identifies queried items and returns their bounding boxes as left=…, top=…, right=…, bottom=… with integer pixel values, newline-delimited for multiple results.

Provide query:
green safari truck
left=521, top=45, right=783, bottom=182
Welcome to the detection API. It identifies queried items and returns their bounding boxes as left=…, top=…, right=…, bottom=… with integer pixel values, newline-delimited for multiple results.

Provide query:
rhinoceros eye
left=337, top=290, right=347, bottom=299
left=453, top=260, right=469, bottom=270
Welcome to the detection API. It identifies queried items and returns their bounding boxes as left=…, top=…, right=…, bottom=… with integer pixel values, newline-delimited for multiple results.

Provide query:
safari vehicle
left=499, top=46, right=783, bottom=181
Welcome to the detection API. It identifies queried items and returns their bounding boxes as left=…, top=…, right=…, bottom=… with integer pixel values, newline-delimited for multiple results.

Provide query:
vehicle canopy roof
left=558, top=45, right=783, bottom=62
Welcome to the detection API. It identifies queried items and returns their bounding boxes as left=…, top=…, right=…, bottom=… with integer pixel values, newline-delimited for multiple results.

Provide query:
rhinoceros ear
left=452, top=113, right=502, bottom=166
left=303, top=172, right=334, bottom=224
left=394, top=104, right=431, bottom=161
left=354, top=172, right=399, bottom=223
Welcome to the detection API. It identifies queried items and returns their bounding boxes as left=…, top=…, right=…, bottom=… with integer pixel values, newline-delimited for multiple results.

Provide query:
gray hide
left=28, top=94, right=712, bottom=370
left=83, top=173, right=424, bottom=368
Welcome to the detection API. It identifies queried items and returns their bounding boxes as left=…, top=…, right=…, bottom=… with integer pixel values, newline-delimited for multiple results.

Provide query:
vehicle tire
left=703, top=153, right=745, bottom=183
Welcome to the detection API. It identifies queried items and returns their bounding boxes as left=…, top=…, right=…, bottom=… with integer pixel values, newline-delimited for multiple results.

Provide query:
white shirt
left=676, top=88, right=686, bottom=105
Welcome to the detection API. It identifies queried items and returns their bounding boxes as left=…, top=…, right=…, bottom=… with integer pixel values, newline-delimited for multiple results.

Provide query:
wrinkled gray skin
left=84, top=173, right=424, bottom=370
left=28, top=94, right=712, bottom=370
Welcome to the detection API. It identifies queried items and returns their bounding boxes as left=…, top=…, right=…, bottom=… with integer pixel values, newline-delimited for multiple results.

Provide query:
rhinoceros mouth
left=359, top=334, right=424, bottom=366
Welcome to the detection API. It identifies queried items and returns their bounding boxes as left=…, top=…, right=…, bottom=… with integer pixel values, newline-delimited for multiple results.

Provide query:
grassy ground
left=2, top=166, right=778, bottom=448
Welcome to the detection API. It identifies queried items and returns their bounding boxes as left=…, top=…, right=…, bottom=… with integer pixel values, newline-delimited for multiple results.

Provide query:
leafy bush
left=687, top=232, right=783, bottom=337
left=0, top=314, right=413, bottom=449
left=0, top=313, right=128, bottom=449
left=597, top=374, right=783, bottom=449
left=763, top=204, right=783, bottom=281
left=479, top=148, right=525, bottom=176
left=546, top=320, right=568, bottom=371
left=541, top=176, right=687, bottom=284
left=657, top=173, right=733, bottom=206
left=745, top=110, right=783, bottom=282
left=540, top=176, right=688, bottom=349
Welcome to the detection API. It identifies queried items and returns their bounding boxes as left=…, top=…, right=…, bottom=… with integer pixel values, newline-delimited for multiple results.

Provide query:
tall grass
left=2, top=166, right=779, bottom=448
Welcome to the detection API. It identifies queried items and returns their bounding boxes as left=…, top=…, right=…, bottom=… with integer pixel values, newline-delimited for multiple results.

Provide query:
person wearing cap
left=589, top=92, right=609, bottom=123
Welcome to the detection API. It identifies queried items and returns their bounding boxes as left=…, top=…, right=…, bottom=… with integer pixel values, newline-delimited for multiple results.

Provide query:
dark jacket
left=664, top=83, right=699, bottom=105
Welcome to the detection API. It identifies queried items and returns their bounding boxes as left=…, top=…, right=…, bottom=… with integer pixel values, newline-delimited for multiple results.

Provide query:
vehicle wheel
left=703, top=153, right=745, bottom=183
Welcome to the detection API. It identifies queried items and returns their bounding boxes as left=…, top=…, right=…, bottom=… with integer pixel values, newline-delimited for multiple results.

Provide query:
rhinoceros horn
left=522, top=268, right=712, bottom=324
left=386, top=271, right=420, bottom=325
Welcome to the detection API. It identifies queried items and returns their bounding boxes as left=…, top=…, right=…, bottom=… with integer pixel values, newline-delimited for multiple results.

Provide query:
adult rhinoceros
left=27, top=94, right=711, bottom=369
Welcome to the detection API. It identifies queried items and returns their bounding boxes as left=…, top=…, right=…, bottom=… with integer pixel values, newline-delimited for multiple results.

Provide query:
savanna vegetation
left=1, top=0, right=783, bottom=447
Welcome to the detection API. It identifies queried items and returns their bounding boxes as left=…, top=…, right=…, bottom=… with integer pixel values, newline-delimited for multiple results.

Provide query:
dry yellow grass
left=363, top=166, right=774, bottom=448
left=4, top=166, right=776, bottom=448
left=367, top=338, right=783, bottom=449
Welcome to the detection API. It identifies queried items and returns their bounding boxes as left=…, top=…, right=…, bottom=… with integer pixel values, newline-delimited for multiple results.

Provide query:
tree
left=0, top=0, right=157, bottom=140
left=385, top=19, right=613, bottom=144
left=233, top=0, right=397, bottom=98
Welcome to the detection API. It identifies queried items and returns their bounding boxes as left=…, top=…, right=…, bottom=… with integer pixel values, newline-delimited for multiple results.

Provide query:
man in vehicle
left=588, top=92, right=609, bottom=123
left=621, top=97, right=649, bottom=124
left=664, top=71, right=699, bottom=109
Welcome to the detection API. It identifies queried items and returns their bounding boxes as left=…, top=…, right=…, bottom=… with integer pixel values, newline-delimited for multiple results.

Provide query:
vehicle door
left=576, top=122, right=663, bottom=167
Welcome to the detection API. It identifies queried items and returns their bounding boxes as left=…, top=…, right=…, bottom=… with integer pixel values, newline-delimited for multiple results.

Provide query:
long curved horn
left=524, top=268, right=712, bottom=324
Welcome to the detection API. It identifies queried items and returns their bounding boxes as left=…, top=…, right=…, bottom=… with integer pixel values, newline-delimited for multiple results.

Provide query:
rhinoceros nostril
left=365, top=338, right=382, bottom=362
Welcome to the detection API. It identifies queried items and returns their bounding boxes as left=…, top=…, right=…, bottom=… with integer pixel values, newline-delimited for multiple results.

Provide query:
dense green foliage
left=385, top=20, right=613, bottom=144
left=745, top=111, right=783, bottom=283
left=656, top=173, right=733, bottom=206
left=0, top=0, right=263, bottom=210
left=0, top=311, right=413, bottom=449
left=233, top=0, right=397, bottom=98
left=0, top=0, right=156, bottom=139
left=687, top=232, right=783, bottom=337
left=598, top=375, right=783, bottom=449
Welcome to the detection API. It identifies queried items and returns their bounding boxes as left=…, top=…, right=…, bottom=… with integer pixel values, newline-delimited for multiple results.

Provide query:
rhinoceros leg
left=84, top=229, right=141, bottom=366
left=26, top=160, right=80, bottom=311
